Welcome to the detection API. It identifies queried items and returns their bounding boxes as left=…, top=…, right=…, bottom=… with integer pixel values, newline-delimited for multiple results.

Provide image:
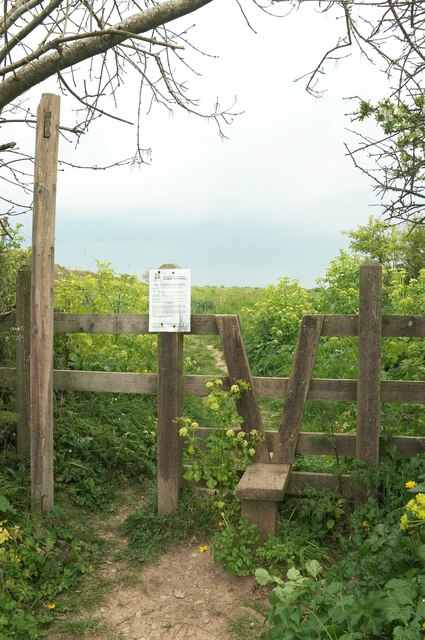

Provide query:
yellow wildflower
left=205, top=381, right=214, bottom=389
left=188, top=445, right=195, bottom=455
left=405, top=480, right=417, bottom=489
left=199, top=545, right=208, bottom=553
left=230, top=384, right=240, bottom=394
left=362, top=521, right=368, bottom=528
left=191, top=422, right=199, bottom=429
left=0, top=522, right=11, bottom=545
left=46, top=604, right=55, bottom=610
left=248, top=448, right=256, bottom=456
left=406, top=494, right=425, bottom=520
left=400, top=514, right=409, bottom=531
left=226, top=430, right=235, bottom=438
left=179, top=427, right=189, bottom=437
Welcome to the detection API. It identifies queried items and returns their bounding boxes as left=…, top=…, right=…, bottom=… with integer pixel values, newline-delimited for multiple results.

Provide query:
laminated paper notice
left=149, top=269, right=191, bottom=332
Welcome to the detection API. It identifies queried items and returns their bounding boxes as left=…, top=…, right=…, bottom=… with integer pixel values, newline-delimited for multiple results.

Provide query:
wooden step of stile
left=235, top=463, right=291, bottom=501
left=235, top=463, right=291, bottom=544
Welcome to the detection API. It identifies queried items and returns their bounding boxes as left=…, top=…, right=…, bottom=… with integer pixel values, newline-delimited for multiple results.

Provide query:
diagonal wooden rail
left=235, top=315, right=324, bottom=542
left=216, top=314, right=270, bottom=463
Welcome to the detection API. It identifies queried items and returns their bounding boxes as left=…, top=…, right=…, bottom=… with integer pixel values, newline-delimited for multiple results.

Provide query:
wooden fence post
left=30, top=94, right=60, bottom=515
left=156, top=264, right=184, bottom=514
left=355, top=260, right=382, bottom=506
left=16, top=265, right=31, bottom=455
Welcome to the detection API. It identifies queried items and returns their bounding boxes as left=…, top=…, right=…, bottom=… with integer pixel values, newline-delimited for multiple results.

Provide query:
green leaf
left=305, top=559, right=322, bottom=578
left=0, top=495, right=15, bottom=514
left=255, top=568, right=273, bottom=586
left=286, top=567, right=301, bottom=581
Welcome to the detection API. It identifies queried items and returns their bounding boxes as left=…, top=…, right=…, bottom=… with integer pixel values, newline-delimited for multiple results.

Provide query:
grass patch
left=46, top=616, right=110, bottom=638
left=229, top=614, right=269, bottom=640
left=122, top=487, right=219, bottom=563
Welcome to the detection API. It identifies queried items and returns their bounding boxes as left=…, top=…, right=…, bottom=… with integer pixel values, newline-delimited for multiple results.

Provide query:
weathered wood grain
left=53, top=313, right=220, bottom=335
left=183, top=469, right=353, bottom=498
left=53, top=313, right=150, bottom=334
left=216, top=314, right=270, bottom=463
left=240, top=500, right=279, bottom=544
left=356, top=261, right=382, bottom=505
left=52, top=312, right=425, bottom=337
left=30, top=94, right=60, bottom=516
left=321, top=314, right=425, bottom=337
left=53, top=370, right=157, bottom=394
left=182, top=375, right=425, bottom=403
left=235, top=463, right=291, bottom=501
left=273, top=315, right=324, bottom=464
left=287, top=472, right=352, bottom=497
left=35, top=370, right=425, bottom=404
left=194, top=429, right=425, bottom=458
left=157, top=332, right=183, bottom=514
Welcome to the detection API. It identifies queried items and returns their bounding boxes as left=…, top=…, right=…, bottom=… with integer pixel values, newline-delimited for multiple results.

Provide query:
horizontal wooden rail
left=182, top=469, right=353, bottom=498
left=193, top=427, right=425, bottom=458
left=1, top=368, right=424, bottom=403
left=1, top=312, right=420, bottom=337
left=2, top=311, right=424, bottom=337
left=52, top=313, right=217, bottom=335
left=48, top=372, right=425, bottom=403
left=287, top=472, right=352, bottom=497
left=53, top=370, right=157, bottom=394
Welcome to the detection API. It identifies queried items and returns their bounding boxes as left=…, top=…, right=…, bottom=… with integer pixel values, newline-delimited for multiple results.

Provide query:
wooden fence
left=0, top=261, right=424, bottom=515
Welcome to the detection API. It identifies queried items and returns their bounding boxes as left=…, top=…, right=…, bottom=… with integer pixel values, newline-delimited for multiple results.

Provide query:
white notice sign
left=149, top=269, right=191, bottom=332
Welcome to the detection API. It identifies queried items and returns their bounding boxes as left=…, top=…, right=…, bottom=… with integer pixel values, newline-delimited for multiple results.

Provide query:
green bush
left=54, top=261, right=157, bottom=373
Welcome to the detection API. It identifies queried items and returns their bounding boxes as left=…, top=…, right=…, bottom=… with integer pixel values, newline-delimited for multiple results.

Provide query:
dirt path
left=96, top=544, right=262, bottom=640
left=56, top=490, right=268, bottom=640
left=206, top=344, right=227, bottom=373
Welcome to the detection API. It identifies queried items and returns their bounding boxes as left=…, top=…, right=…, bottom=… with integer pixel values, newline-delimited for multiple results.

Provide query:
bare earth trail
left=65, top=490, right=268, bottom=640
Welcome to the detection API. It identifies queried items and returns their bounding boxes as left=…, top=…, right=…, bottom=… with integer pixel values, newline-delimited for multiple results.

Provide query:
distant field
left=191, top=285, right=264, bottom=316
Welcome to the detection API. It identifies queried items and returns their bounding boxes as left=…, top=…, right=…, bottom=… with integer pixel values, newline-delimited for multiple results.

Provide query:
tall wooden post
left=30, top=94, right=60, bottom=515
left=156, top=264, right=184, bottom=514
left=355, top=260, right=382, bottom=506
left=16, top=265, right=31, bottom=455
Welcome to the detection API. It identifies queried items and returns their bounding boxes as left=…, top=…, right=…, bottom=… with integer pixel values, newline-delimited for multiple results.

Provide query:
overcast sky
left=16, top=0, right=390, bottom=288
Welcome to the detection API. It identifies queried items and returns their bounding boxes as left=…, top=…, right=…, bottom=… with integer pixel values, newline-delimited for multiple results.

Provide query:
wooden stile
left=1, top=249, right=424, bottom=523
left=216, top=314, right=270, bottom=463
left=273, top=315, right=324, bottom=464
left=16, top=266, right=31, bottom=455
left=355, top=261, right=382, bottom=506
left=30, top=94, right=60, bottom=515
left=235, top=315, right=323, bottom=542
